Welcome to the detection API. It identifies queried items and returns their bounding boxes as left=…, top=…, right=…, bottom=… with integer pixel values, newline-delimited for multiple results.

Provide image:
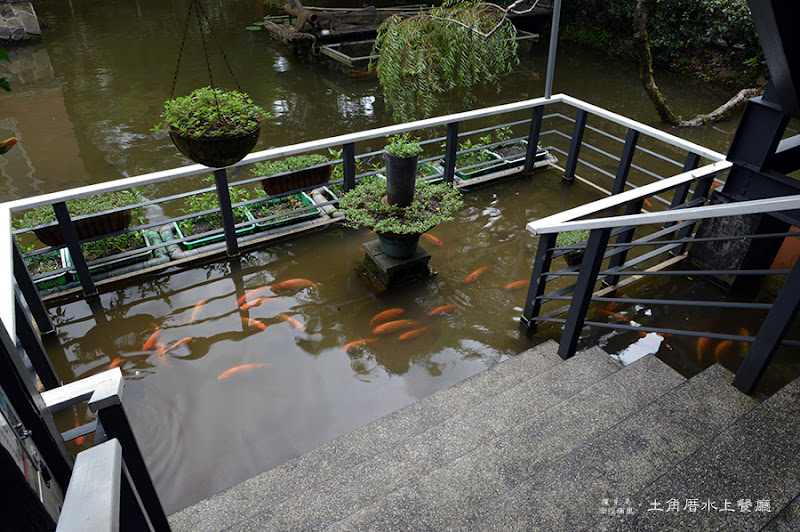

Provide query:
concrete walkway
left=169, top=340, right=800, bottom=531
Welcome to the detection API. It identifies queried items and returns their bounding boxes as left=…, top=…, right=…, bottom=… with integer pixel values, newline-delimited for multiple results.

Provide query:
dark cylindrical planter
left=385, top=152, right=418, bottom=207
left=378, top=232, right=420, bottom=259
left=169, top=124, right=260, bottom=168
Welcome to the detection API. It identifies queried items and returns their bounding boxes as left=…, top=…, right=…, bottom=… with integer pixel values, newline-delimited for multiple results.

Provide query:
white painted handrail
left=42, top=368, right=124, bottom=413
left=526, top=160, right=732, bottom=235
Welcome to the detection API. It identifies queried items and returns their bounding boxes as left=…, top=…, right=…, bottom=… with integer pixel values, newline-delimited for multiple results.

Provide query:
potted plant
left=339, top=178, right=463, bottom=258
left=155, top=86, right=269, bottom=168
left=251, top=153, right=331, bottom=196
left=13, top=189, right=144, bottom=247
left=248, top=190, right=322, bottom=231
left=384, top=133, right=422, bottom=207
left=556, top=229, right=591, bottom=267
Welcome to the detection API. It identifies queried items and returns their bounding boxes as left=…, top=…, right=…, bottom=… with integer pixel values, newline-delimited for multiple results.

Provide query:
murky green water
left=3, top=0, right=777, bottom=515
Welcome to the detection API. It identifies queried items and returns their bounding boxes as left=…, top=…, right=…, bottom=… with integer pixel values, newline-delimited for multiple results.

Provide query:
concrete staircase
left=169, top=340, right=800, bottom=532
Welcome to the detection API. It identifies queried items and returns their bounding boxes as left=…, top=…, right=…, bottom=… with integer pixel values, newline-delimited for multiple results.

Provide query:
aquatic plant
left=339, top=179, right=463, bottom=235
left=371, top=0, right=519, bottom=122
left=155, top=86, right=268, bottom=138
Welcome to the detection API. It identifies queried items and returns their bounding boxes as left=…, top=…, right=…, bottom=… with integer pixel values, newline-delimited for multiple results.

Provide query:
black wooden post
left=12, top=240, right=55, bottom=335
left=563, top=109, right=589, bottom=182
left=120, top=462, right=155, bottom=532
left=96, top=403, right=171, bottom=532
left=732, top=259, right=800, bottom=394
left=523, top=106, right=545, bottom=174
left=53, top=202, right=97, bottom=298
left=343, top=142, right=356, bottom=192
left=443, top=122, right=460, bottom=184
left=14, top=291, right=61, bottom=390
left=213, top=168, right=239, bottom=257
left=557, top=228, right=612, bottom=359
left=611, top=129, right=640, bottom=195
left=0, top=318, right=73, bottom=492
left=603, top=199, right=644, bottom=288
left=520, top=233, right=557, bottom=334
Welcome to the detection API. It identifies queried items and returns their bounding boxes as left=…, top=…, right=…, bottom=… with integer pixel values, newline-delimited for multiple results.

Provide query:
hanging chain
left=169, top=0, right=195, bottom=99
left=195, top=0, right=243, bottom=93
left=195, top=0, right=216, bottom=92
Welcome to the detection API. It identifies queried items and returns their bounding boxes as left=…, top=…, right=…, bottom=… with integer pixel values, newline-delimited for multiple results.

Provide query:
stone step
left=450, top=363, right=762, bottom=531
left=327, top=352, right=685, bottom=531
left=169, top=340, right=563, bottom=531
left=188, top=345, right=622, bottom=531
left=595, top=375, right=800, bottom=532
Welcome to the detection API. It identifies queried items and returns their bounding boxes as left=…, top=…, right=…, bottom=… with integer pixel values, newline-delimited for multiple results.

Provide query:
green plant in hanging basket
left=556, top=229, right=591, bottom=265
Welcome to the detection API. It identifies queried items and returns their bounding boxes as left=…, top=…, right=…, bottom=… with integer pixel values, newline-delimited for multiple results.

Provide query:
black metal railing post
left=520, top=233, right=557, bottom=334
left=732, top=259, right=800, bottom=394
left=343, top=142, right=356, bottom=192
left=443, top=122, right=460, bottom=184
left=120, top=461, right=156, bottom=532
left=213, top=168, right=239, bottom=257
left=557, top=228, right=612, bottom=359
left=94, top=403, right=170, bottom=532
left=14, top=291, right=61, bottom=390
left=611, top=129, right=640, bottom=195
left=667, top=152, right=702, bottom=256
left=523, top=106, right=545, bottom=174
left=563, top=109, right=589, bottom=182
left=603, top=199, right=645, bottom=288
left=12, top=240, right=55, bottom=335
left=53, top=202, right=97, bottom=298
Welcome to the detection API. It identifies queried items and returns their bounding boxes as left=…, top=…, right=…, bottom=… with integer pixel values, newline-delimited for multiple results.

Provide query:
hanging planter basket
left=169, top=123, right=261, bottom=168
left=34, top=210, right=133, bottom=248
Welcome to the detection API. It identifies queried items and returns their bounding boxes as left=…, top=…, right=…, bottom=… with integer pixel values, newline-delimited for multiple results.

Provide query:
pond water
left=4, top=0, right=788, bottom=516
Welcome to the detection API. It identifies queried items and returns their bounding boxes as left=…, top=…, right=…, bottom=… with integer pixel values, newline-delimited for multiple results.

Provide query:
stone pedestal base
left=360, top=239, right=432, bottom=292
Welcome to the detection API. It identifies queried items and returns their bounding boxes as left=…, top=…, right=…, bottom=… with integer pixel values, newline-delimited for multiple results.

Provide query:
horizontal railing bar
left=529, top=180, right=799, bottom=235
left=605, top=230, right=800, bottom=248
left=577, top=137, right=669, bottom=184
left=542, top=295, right=773, bottom=310
left=548, top=268, right=792, bottom=277
left=61, top=419, right=98, bottom=442
left=582, top=122, right=685, bottom=168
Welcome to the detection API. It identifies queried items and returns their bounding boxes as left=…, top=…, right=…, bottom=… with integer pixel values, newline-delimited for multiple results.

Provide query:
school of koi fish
left=121, top=232, right=542, bottom=381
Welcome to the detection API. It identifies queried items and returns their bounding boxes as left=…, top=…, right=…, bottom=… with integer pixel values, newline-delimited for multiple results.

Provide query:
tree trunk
left=679, top=88, right=762, bottom=126
left=632, top=0, right=680, bottom=125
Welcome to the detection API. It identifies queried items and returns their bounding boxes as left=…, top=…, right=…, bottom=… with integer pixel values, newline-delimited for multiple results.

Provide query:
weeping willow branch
left=371, top=0, right=520, bottom=122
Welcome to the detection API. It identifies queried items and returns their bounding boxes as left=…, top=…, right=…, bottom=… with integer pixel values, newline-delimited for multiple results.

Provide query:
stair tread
left=326, top=353, right=685, bottom=532
left=169, top=340, right=563, bottom=531
left=448, top=364, right=761, bottom=531
left=185, top=345, right=621, bottom=531
left=593, top=375, right=800, bottom=532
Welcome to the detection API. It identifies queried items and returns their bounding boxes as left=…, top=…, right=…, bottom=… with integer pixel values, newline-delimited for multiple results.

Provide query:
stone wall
left=1, top=1, right=41, bottom=42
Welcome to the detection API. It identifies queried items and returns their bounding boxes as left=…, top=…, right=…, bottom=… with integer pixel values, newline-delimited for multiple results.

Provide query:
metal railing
left=520, top=162, right=800, bottom=394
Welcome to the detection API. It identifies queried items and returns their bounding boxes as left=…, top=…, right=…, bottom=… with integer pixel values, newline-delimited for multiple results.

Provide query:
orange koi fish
left=278, top=313, right=306, bottom=331
left=429, top=303, right=458, bottom=316
left=241, top=297, right=275, bottom=311
left=74, top=419, right=84, bottom=446
left=237, top=286, right=271, bottom=307
left=109, top=357, right=122, bottom=370
left=711, top=181, right=723, bottom=189
left=373, top=319, right=421, bottom=335
left=596, top=309, right=631, bottom=323
left=155, top=342, right=171, bottom=368
left=714, top=340, right=735, bottom=363
left=340, top=338, right=380, bottom=353
left=697, top=336, right=714, bottom=363
left=142, top=327, right=160, bottom=351
left=643, top=199, right=653, bottom=209
left=269, top=278, right=318, bottom=291
left=241, top=317, right=267, bottom=331
left=504, top=280, right=530, bottom=291
left=165, top=337, right=192, bottom=354
left=464, top=266, right=493, bottom=283
left=217, top=363, right=271, bottom=380
left=398, top=327, right=430, bottom=341
left=369, top=308, right=405, bottom=328
left=421, top=233, right=444, bottom=247
left=190, top=299, right=207, bottom=322
left=0, top=137, right=18, bottom=154
left=604, top=302, right=616, bottom=312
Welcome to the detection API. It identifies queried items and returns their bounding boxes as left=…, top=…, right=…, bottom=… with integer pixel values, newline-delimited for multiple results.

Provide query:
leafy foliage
left=14, top=189, right=145, bottom=230
left=340, top=179, right=463, bottom=234
left=155, top=86, right=268, bottom=138
left=385, top=133, right=422, bottom=158
left=0, top=46, right=10, bottom=92
left=178, top=176, right=251, bottom=233
left=251, top=154, right=329, bottom=179
left=556, top=229, right=591, bottom=257
left=371, top=0, right=518, bottom=122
